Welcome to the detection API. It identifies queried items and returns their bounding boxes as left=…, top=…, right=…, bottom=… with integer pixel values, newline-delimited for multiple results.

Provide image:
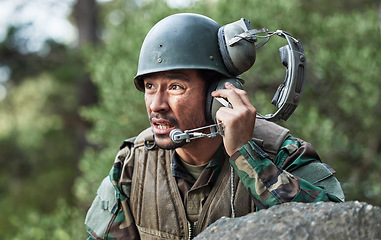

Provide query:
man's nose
left=150, top=91, right=169, bottom=112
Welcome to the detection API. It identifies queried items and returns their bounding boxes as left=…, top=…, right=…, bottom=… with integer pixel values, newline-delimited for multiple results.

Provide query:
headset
left=209, top=18, right=306, bottom=123
left=171, top=18, right=306, bottom=143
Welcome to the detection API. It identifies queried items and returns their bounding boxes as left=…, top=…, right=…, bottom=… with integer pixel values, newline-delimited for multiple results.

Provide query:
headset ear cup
left=205, top=78, right=244, bottom=124
left=218, top=18, right=257, bottom=76
left=218, top=27, right=239, bottom=76
left=205, top=80, right=219, bottom=124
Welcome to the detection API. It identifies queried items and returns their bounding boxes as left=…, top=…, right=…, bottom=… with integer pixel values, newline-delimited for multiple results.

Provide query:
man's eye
left=170, top=84, right=183, bottom=90
left=145, top=82, right=154, bottom=90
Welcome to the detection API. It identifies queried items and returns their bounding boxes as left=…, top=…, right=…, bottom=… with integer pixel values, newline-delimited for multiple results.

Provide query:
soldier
left=85, top=13, right=344, bottom=240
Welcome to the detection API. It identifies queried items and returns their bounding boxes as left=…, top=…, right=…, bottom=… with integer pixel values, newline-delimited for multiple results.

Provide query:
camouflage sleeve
left=229, top=137, right=342, bottom=209
left=85, top=143, right=140, bottom=240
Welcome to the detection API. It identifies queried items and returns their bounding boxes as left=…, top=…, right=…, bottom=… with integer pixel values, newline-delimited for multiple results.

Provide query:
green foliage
left=0, top=72, right=81, bottom=239
left=5, top=199, right=86, bottom=240
left=0, top=15, right=88, bottom=238
left=303, top=9, right=381, bottom=202
left=0, top=74, right=77, bottom=203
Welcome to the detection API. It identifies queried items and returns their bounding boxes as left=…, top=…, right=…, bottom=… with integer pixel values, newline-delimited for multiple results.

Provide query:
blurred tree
left=0, top=30, right=82, bottom=203
left=72, top=0, right=100, bottom=171
left=300, top=8, right=381, bottom=203
left=0, top=32, right=83, bottom=237
left=0, top=0, right=99, bottom=238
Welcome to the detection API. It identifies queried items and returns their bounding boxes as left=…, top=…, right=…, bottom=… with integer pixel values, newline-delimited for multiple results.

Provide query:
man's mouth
left=151, top=118, right=176, bottom=135
left=153, top=123, right=175, bottom=135
left=156, top=124, right=172, bottom=130
left=150, top=112, right=179, bottom=136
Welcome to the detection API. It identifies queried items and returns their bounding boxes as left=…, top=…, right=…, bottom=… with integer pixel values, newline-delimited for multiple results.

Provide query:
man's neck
left=175, top=136, right=223, bottom=166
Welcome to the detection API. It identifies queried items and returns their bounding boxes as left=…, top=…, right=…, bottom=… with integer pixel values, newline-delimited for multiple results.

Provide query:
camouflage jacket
left=85, top=119, right=344, bottom=239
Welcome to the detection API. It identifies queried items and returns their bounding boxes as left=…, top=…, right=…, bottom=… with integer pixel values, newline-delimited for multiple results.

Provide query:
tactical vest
left=129, top=119, right=290, bottom=239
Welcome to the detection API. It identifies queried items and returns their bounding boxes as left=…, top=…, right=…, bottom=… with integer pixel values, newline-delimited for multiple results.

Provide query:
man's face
left=144, top=69, right=208, bottom=149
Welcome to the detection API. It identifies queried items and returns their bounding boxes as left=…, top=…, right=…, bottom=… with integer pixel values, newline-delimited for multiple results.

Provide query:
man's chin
left=155, top=134, right=186, bottom=150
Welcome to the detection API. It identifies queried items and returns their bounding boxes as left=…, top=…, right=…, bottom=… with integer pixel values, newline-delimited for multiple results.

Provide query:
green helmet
left=134, top=13, right=233, bottom=91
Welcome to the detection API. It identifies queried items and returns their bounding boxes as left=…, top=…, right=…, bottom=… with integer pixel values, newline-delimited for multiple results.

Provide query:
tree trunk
left=72, top=0, right=99, bottom=176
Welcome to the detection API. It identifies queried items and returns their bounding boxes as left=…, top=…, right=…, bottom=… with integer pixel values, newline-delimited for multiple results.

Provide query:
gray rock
left=195, top=201, right=381, bottom=240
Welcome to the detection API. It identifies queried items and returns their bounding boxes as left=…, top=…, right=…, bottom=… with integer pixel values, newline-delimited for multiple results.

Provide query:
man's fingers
left=211, top=82, right=253, bottom=109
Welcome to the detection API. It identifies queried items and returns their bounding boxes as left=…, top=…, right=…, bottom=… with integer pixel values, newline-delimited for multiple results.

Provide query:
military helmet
left=134, top=13, right=233, bottom=91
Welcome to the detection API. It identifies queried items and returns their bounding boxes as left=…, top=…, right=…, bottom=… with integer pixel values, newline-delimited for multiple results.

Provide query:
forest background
left=0, top=0, right=380, bottom=239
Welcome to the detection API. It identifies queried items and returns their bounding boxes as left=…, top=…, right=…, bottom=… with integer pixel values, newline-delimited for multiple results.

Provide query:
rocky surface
left=195, top=201, right=381, bottom=240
